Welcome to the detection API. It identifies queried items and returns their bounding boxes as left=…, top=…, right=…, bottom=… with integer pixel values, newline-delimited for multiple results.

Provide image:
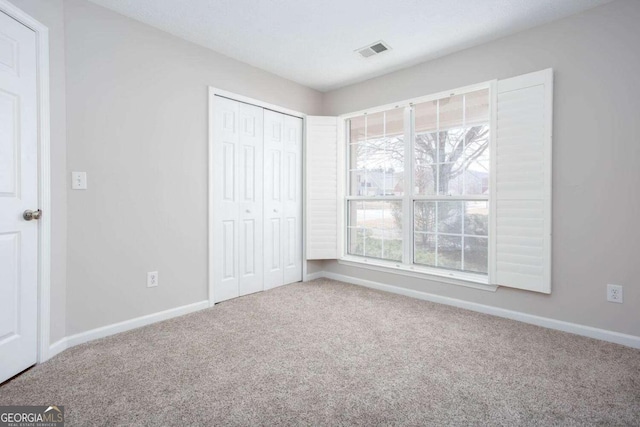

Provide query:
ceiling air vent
left=356, top=41, right=391, bottom=58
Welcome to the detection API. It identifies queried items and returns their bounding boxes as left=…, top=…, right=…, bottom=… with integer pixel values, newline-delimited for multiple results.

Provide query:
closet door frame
left=208, top=87, right=306, bottom=306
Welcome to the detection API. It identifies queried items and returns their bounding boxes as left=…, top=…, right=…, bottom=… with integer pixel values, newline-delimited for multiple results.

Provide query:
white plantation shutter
left=493, top=69, right=553, bottom=293
left=306, top=116, right=339, bottom=259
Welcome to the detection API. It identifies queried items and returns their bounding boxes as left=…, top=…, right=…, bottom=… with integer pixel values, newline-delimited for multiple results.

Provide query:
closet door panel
left=283, top=115, right=303, bottom=284
left=213, top=97, right=240, bottom=302
left=238, top=103, right=264, bottom=296
left=263, top=110, right=285, bottom=289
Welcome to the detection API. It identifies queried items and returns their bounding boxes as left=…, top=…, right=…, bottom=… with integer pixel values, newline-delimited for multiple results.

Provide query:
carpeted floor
left=1, top=279, right=639, bottom=426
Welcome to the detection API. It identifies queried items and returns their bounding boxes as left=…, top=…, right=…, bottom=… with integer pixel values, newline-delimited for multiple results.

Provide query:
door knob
left=23, top=209, right=42, bottom=221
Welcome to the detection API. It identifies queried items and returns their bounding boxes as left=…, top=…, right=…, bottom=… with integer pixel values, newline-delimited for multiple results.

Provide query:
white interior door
left=237, top=102, right=264, bottom=297
left=212, top=96, right=264, bottom=303
left=0, top=11, right=39, bottom=383
left=283, top=115, right=302, bottom=284
left=263, top=110, right=285, bottom=290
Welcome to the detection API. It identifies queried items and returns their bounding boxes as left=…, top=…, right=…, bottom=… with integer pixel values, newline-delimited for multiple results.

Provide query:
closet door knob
left=246, top=209, right=251, bottom=214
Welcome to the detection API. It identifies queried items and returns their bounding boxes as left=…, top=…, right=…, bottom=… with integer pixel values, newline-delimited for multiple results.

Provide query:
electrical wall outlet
left=607, top=284, right=623, bottom=303
left=147, top=271, right=159, bottom=288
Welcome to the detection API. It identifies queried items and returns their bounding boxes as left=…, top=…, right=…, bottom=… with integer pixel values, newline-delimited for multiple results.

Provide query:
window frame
left=338, top=80, right=497, bottom=289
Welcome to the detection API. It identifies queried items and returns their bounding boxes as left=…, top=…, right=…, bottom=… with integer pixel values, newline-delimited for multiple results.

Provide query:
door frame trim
left=207, top=87, right=306, bottom=306
left=0, top=1, right=52, bottom=363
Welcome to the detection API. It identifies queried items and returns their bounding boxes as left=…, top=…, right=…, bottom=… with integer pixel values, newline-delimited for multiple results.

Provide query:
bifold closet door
left=264, top=110, right=303, bottom=289
left=283, top=115, right=303, bottom=285
left=213, top=96, right=264, bottom=302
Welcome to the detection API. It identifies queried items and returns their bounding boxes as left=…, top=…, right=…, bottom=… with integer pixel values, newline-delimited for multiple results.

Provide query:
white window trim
left=339, top=81, right=494, bottom=119
left=337, top=80, right=497, bottom=290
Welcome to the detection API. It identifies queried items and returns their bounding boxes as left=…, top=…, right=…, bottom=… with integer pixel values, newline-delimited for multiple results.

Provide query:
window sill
left=338, top=256, right=498, bottom=292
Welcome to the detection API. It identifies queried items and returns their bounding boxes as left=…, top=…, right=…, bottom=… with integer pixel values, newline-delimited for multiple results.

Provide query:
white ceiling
left=87, top=0, right=612, bottom=92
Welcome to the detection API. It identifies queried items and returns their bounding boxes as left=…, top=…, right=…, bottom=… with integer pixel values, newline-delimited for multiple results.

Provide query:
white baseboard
left=47, top=337, right=69, bottom=360
left=45, top=273, right=639, bottom=362
left=304, top=271, right=324, bottom=282
left=46, top=300, right=209, bottom=360
left=322, top=271, right=640, bottom=349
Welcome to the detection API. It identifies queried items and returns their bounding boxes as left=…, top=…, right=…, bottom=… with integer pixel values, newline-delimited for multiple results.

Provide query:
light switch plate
left=71, top=171, right=87, bottom=190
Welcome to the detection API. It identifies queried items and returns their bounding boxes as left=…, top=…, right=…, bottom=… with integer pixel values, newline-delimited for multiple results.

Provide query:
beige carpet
left=1, top=279, right=639, bottom=426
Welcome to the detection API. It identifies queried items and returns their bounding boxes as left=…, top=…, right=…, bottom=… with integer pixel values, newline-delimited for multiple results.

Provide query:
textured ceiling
left=87, top=0, right=613, bottom=92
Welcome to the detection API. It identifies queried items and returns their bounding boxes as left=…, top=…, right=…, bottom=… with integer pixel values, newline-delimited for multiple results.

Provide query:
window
left=307, top=69, right=551, bottom=292
left=347, top=108, right=405, bottom=262
left=346, top=87, right=491, bottom=279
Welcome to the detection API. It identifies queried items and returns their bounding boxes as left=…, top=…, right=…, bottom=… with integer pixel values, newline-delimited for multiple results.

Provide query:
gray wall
left=63, top=0, right=322, bottom=335
left=322, top=0, right=640, bottom=336
left=7, top=0, right=67, bottom=343
left=306, top=260, right=324, bottom=275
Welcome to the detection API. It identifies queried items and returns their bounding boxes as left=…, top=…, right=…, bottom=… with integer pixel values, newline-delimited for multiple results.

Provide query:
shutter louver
left=494, top=69, right=553, bottom=293
left=306, top=116, right=339, bottom=260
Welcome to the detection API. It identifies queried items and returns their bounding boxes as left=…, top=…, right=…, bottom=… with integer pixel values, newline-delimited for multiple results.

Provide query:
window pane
left=439, top=94, right=464, bottom=130
left=348, top=200, right=402, bottom=261
left=414, top=233, right=435, bottom=266
left=414, top=132, right=437, bottom=195
left=464, top=162, right=489, bottom=195
left=349, top=200, right=365, bottom=227
left=438, top=201, right=463, bottom=234
left=350, top=116, right=366, bottom=144
left=465, top=201, right=488, bottom=236
left=348, top=226, right=364, bottom=256
left=438, top=235, right=462, bottom=270
left=438, top=163, right=463, bottom=196
left=383, top=230, right=403, bottom=261
left=414, top=201, right=435, bottom=232
left=464, top=236, right=488, bottom=273
left=465, top=88, right=489, bottom=125
left=462, top=125, right=490, bottom=195
left=415, top=99, right=437, bottom=134
left=414, top=200, right=438, bottom=268
left=350, top=143, right=366, bottom=170
left=364, top=228, right=383, bottom=259
left=348, top=109, right=405, bottom=196
left=440, top=127, right=466, bottom=160
left=349, top=170, right=362, bottom=196
left=366, top=111, right=385, bottom=140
